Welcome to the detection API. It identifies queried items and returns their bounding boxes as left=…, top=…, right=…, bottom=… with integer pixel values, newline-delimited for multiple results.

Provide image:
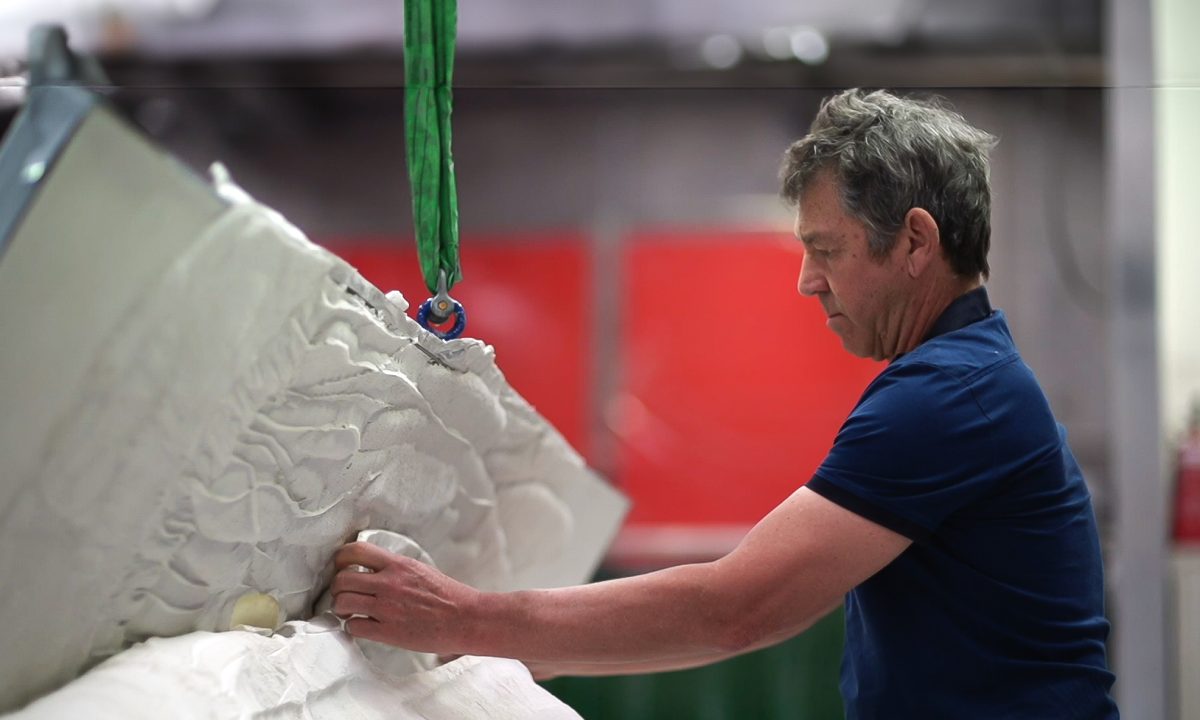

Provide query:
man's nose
left=797, top=252, right=827, bottom=297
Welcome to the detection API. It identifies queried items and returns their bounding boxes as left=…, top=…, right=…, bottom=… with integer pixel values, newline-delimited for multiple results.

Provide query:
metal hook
left=429, top=269, right=455, bottom=323
left=417, top=268, right=466, bottom=339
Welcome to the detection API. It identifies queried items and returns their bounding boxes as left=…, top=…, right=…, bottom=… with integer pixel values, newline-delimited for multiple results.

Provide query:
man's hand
left=330, top=541, right=481, bottom=655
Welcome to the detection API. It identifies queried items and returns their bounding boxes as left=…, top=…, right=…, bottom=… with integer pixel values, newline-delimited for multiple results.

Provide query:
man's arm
left=331, top=486, right=911, bottom=673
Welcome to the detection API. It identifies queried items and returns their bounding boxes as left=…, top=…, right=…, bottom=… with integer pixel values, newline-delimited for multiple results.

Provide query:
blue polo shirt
left=807, top=288, right=1118, bottom=719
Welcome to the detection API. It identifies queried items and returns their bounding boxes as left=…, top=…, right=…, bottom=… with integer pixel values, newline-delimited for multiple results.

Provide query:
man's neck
left=889, top=275, right=982, bottom=359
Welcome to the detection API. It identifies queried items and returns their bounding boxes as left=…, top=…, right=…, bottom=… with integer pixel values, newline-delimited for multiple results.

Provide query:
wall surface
left=1156, top=0, right=1200, bottom=439
left=1156, top=2, right=1200, bottom=718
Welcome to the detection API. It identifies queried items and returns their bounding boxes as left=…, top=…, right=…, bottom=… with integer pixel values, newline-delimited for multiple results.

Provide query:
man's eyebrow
left=798, top=231, right=828, bottom=247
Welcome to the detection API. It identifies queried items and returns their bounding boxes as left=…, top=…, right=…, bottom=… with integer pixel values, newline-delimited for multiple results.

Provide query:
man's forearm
left=520, top=601, right=842, bottom=679
left=465, top=561, right=747, bottom=666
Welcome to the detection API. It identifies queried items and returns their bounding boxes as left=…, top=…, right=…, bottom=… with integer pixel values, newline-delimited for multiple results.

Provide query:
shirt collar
left=923, top=286, right=993, bottom=342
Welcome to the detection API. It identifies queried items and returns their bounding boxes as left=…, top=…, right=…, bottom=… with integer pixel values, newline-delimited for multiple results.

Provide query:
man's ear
left=900, top=208, right=940, bottom=278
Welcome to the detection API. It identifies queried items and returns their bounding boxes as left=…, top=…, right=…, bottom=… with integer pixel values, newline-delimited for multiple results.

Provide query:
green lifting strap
left=404, top=0, right=461, bottom=295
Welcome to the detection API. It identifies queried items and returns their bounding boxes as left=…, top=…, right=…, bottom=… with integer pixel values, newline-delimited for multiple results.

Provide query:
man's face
left=794, top=172, right=909, bottom=360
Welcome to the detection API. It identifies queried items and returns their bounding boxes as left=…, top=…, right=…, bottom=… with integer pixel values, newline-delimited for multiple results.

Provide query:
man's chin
left=837, top=334, right=876, bottom=361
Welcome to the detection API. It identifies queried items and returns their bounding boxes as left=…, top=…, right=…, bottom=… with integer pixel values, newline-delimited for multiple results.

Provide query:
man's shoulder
left=853, top=357, right=986, bottom=436
left=897, top=311, right=1021, bottom=385
left=856, top=313, right=1052, bottom=429
left=858, top=312, right=1059, bottom=456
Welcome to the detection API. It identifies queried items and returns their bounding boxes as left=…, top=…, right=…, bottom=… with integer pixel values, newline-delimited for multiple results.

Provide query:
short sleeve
left=807, top=361, right=999, bottom=541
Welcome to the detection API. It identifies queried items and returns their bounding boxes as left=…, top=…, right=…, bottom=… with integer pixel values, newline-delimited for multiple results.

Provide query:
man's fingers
left=332, top=591, right=376, bottom=619
left=331, top=568, right=379, bottom=597
left=333, top=541, right=392, bottom=572
left=344, top=616, right=388, bottom=643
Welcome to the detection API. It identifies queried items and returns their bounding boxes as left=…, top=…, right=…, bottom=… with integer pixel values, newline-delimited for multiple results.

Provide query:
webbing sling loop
left=405, top=0, right=465, bottom=339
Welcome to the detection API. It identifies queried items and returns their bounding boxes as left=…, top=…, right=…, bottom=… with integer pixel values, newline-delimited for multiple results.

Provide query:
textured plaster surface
left=0, top=145, right=624, bottom=716
left=12, top=616, right=580, bottom=720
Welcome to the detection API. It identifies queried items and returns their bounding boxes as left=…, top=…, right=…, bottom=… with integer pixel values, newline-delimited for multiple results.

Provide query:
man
left=331, top=89, right=1119, bottom=718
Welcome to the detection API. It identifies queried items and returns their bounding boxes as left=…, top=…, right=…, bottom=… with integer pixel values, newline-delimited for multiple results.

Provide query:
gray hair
left=780, top=89, right=998, bottom=279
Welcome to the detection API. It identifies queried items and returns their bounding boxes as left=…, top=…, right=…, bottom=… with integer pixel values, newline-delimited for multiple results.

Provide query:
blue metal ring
left=417, top=298, right=467, bottom=340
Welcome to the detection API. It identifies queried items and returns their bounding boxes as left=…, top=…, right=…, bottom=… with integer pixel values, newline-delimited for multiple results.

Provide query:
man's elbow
left=713, top=616, right=764, bottom=655
left=712, top=601, right=821, bottom=655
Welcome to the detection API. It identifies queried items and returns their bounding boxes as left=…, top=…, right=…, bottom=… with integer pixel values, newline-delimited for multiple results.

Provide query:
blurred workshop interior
left=1, top=0, right=1197, bottom=718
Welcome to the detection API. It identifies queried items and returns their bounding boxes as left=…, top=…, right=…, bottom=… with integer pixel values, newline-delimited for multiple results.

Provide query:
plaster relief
left=0, top=111, right=626, bottom=718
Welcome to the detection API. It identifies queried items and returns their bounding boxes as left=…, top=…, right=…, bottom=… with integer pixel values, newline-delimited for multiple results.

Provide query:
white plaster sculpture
left=0, top=104, right=625, bottom=717
left=11, top=616, right=580, bottom=720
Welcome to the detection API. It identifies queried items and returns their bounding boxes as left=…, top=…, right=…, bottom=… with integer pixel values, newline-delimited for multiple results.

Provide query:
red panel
left=617, top=231, right=882, bottom=527
left=326, top=235, right=592, bottom=460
